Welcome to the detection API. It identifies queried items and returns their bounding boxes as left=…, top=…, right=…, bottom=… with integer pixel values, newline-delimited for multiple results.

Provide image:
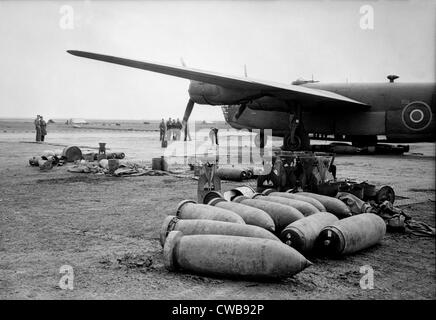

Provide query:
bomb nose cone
left=176, top=199, right=197, bottom=216
left=207, top=197, right=227, bottom=206
left=163, top=231, right=183, bottom=271
left=232, top=195, right=250, bottom=203
left=203, top=191, right=223, bottom=205
left=305, top=259, right=314, bottom=268
left=262, top=189, right=275, bottom=195
left=159, top=215, right=179, bottom=247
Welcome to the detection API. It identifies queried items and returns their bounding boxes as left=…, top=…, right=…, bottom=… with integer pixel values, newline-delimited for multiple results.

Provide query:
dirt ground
left=0, top=135, right=435, bottom=299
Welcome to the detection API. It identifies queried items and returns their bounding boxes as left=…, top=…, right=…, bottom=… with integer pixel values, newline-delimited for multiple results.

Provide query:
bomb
left=216, top=167, right=247, bottom=181
left=207, top=197, right=276, bottom=232
left=159, top=215, right=279, bottom=246
left=263, top=189, right=327, bottom=212
left=297, top=192, right=351, bottom=218
left=177, top=200, right=245, bottom=224
left=253, top=194, right=319, bottom=216
left=232, top=196, right=304, bottom=233
left=317, top=213, right=386, bottom=255
left=164, top=231, right=312, bottom=279
left=280, top=212, right=339, bottom=253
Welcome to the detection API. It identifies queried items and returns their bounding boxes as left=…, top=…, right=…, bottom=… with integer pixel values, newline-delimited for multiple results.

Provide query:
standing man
left=166, top=117, right=172, bottom=141
left=40, top=116, right=47, bottom=142
left=159, top=118, right=166, bottom=141
left=175, top=118, right=182, bottom=140
left=34, top=115, right=41, bottom=142
left=171, top=119, right=177, bottom=140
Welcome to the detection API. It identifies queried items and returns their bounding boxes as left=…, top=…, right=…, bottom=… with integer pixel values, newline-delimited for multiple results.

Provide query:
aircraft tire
left=283, top=128, right=310, bottom=151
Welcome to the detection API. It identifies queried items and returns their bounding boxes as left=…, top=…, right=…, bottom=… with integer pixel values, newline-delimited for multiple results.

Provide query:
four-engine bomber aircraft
left=68, top=50, right=435, bottom=150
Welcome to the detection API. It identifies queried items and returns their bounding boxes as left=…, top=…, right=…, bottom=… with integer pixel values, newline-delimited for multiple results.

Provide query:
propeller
left=182, top=98, right=195, bottom=141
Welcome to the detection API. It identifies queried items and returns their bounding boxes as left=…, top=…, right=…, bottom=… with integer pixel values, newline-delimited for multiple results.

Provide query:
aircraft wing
left=67, top=50, right=369, bottom=108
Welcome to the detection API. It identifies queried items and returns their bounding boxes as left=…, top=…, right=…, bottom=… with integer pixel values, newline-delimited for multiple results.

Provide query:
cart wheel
left=375, top=186, right=395, bottom=204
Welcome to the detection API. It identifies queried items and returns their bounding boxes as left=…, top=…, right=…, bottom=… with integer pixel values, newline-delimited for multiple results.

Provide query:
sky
left=0, top=0, right=435, bottom=121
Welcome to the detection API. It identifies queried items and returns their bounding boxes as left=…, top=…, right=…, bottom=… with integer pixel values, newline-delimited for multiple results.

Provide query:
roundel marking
left=401, top=101, right=432, bottom=131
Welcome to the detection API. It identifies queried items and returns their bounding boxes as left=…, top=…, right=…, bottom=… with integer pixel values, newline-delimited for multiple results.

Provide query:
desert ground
left=0, top=119, right=434, bottom=299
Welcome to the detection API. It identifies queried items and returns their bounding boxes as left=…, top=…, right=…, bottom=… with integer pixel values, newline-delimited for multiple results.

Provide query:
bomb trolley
left=256, top=151, right=336, bottom=193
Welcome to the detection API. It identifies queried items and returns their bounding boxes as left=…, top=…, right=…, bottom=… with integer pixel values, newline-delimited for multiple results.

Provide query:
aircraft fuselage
left=189, top=81, right=435, bottom=143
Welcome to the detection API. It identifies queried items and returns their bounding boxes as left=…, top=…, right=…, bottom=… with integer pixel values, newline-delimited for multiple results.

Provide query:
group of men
left=159, top=118, right=191, bottom=141
left=34, top=115, right=47, bottom=142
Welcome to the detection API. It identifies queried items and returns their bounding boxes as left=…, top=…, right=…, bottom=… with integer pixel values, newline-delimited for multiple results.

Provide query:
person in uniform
left=166, top=117, right=172, bottom=141
left=40, top=116, right=47, bottom=142
left=34, top=115, right=41, bottom=142
left=159, top=118, right=166, bottom=141
left=175, top=118, right=182, bottom=140
left=171, top=119, right=177, bottom=140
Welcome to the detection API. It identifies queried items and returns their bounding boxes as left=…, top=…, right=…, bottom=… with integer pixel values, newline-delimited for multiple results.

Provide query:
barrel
left=280, top=212, right=338, bottom=253
left=152, top=157, right=162, bottom=170
left=232, top=196, right=304, bottom=233
left=208, top=197, right=276, bottom=232
left=159, top=215, right=279, bottom=246
left=62, top=146, right=82, bottom=162
left=297, top=192, right=351, bottom=219
left=253, top=194, right=319, bottom=216
left=264, top=189, right=326, bottom=212
left=164, top=231, right=312, bottom=279
left=216, top=167, right=247, bottom=181
left=316, top=213, right=386, bottom=255
left=177, top=200, right=245, bottom=224
left=108, top=159, right=119, bottom=173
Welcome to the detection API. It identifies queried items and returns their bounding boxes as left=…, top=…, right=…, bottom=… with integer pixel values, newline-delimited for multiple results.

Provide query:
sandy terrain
left=0, top=122, right=434, bottom=299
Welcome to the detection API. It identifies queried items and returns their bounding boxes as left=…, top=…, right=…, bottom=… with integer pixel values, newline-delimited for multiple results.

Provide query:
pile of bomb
left=160, top=186, right=386, bottom=280
left=215, top=166, right=255, bottom=181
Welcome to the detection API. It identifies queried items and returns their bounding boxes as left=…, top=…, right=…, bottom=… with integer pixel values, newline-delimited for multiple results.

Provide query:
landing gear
left=282, top=110, right=310, bottom=151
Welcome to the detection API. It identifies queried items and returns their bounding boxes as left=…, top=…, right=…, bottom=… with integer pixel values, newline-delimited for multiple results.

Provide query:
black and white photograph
left=0, top=0, right=435, bottom=306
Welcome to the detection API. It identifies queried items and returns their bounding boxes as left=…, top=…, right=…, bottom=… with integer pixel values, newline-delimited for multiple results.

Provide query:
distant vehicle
left=68, top=118, right=88, bottom=125
left=68, top=50, right=435, bottom=150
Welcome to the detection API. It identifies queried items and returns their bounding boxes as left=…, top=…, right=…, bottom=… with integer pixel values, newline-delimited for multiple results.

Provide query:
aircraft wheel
left=283, top=134, right=302, bottom=151
left=254, top=132, right=267, bottom=148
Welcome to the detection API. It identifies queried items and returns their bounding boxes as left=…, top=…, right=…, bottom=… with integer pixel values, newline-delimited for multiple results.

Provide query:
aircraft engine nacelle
left=188, top=80, right=261, bottom=105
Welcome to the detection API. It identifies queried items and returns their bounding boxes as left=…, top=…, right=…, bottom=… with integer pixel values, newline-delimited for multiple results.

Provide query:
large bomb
left=280, top=212, right=339, bottom=253
left=232, top=196, right=304, bottom=233
left=216, top=167, right=247, bottom=181
left=297, top=192, right=351, bottom=218
left=263, top=189, right=326, bottom=212
left=160, top=215, right=279, bottom=246
left=317, top=213, right=386, bottom=255
left=253, top=194, right=319, bottom=216
left=177, top=200, right=245, bottom=224
left=204, top=191, right=275, bottom=232
left=164, top=231, right=312, bottom=279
